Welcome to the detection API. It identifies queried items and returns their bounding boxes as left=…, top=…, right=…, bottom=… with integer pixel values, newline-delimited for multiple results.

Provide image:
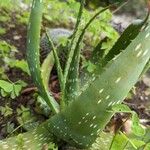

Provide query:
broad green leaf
left=131, top=113, right=145, bottom=136
left=11, top=90, right=16, bottom=99
left=14, top=84, right=22, bottom=97
left=12, top=60, right=30, bottom=75
left=0, top=80, right=13, bottom=93
left=1, top=89, right=8, bottom=97
left=129, top=139, right=145, bottom=149
left=111, top=104, right=131, bottom=112
left=110, top=132, right=129, bottom=150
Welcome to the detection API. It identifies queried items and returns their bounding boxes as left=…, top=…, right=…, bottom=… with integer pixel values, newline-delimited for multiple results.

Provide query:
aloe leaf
left=63, top=0, right=85, bottom=88
left=65, top=7, right=110, bottom=103
left=35, top=96, right=51, bottom=117
left=46, top=32, right=64, bottom=92
left=79, top=38, right=107, bottom=92
left=89, top=132, right=113, bottom=150
left=91, top=38, right=107, bottom=64
left=47, top=20, right=150, bottom=148
left=40, top=29, right=72, bottom=113
left=45, top=32, right=66, bottom=109
left=0, top=122, right=54, bottom=150
left=41, top=51, right=54, bottom=91
left=103, top=13, right=149, bottom=65
left=141, top=59, right=150, bottom=76
left=40, top=37, right=67, bottom=116
left=79, top=15, right=149, bottom=94
left=26, top=0, right=59, bottom=114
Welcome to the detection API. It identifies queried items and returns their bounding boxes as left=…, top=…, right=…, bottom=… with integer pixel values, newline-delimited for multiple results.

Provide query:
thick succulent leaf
left=79, top=38, right=107, bottom=92
left=26, top=0, right=59, bottom=114
left=65, top=7, right=110, bottom=103
left=46, top=33, right=64, bottom=92
left=89, top=132, right=113, bottom=150
left=40, top=52, right=56, bottom=117
left=63, top=0, right=85, bottom=104
left=41, top=52, right=54, bottom=91
left=141, top=59, right=150, bottom=75
left=40, top=28, right=72, bottom=65
left=38, top=29, right=73, bottom=115
left=65, top=48, right=81, bottom=103
left=91, top=38, right=107, bottom=64
left=47, top=20, right=150, bottom=148
left=35, top=95, right=52, bottom=117
left=0, top=121, right=54, bottom=150
left=103, top=14, right=149, bottom=65
left=40, top=29, right=72, bottom=114
left=40, top=28, right=72, bottom=89
left=79, top=15, right=149, bottom=93
left=62, top=132, right=113, bottom=150
left=63, top=0, right=85, bottom=81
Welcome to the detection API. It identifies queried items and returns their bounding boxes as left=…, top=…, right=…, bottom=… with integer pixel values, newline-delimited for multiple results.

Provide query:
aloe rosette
left=0, top=0, right=150, bottom=149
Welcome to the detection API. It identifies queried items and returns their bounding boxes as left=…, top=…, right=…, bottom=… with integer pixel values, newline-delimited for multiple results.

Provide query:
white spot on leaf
left=99, top=89, right=104, bottom=94
left=142, top=49, right=149, bottom=57
left=135, top=43, right=141, bottom=51
left=106, top=95, right=110, bottom=100
left=145, top=33, right=150, bottom=39
left=136, top=50, right=143, bottom=57
left=97, top=99, right=102, bottom=104
left=115, top=77, right=121, bottom=83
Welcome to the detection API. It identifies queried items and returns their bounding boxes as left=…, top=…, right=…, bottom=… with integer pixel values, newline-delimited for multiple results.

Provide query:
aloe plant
left=0, top=0, right=150, bottom=149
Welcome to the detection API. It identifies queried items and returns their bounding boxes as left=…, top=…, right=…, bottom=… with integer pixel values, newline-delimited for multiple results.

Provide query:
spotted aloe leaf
left=40, top=28, right=72, bottom=114
left=79, top=38, right=108, bottom=92
left=39, top=50, right=57, bottom=116
left=0, top=122, right=55, bottom=150
left=41, top=51, right=54, bottom=91
left=141, top=59, right=150, bottom=75
left=103, top=14, right=149, bottom=65
left=91, top=38, right=107, bottom=64
left=65, top=6, right=111, bottom=103
left=26, top=0, right=59, bottom=114
left=63, top=0, right=85, bottom=104
left=46, top=33, right=64, bottom=93
left=46, top=20, right=150, bottom=148
left=79, top=16, right=149, bottom=94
